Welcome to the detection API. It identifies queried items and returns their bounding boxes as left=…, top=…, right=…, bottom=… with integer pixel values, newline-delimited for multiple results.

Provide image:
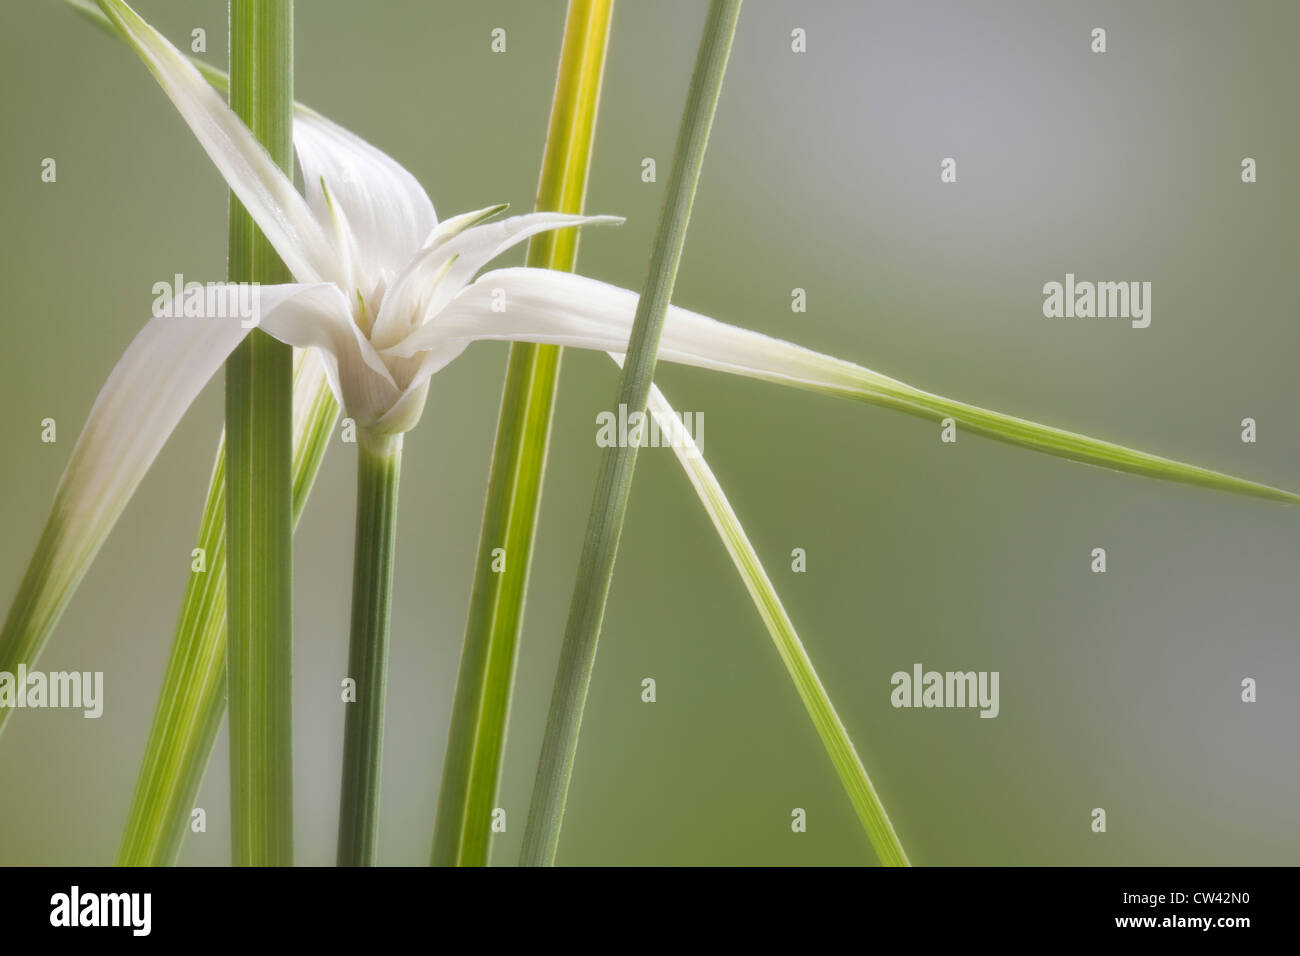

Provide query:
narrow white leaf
left=96, top=0, right=339, bottom=285
left=15, top=284, right=337, bottom=657
left=392, top=267, right=1300, bottom=505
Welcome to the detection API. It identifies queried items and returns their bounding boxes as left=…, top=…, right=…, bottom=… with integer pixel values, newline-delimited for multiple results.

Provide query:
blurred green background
left=1, top=0, right=1297, bottom=865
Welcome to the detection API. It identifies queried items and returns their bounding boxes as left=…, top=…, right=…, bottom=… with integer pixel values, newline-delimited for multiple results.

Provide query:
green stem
left=432, top=0, right=614, bottom=868
left=520, top=0, right=742, bottom=867
left=337, top=433, right=403, bottom=866
left=225, top=0, right=295, bottom=867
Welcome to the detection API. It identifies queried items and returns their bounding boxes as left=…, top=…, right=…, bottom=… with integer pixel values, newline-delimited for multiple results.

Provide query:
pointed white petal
left=367, top=344, right=469, bottom=437
left=343, top=203, right=511, bottom=353
left=368, top=213, right=622, bottom=351
left=255, top=285, right=402, bottom=429
left=418, top=203, right=510, bottom=251
left=316, top=177, right=363, bottom=310
left=389, top=267, right=1300, bottom=504
left=386, top=266, right=849, bottom=389
left=293, top=104, right=437, bottom=289
left=365, top=250, right=460, bottom=352
left=97, top=0, right=338, bottom=284
left=371, top=376, right=433, bottom=435
left=4, top=284, right=332, bottom=667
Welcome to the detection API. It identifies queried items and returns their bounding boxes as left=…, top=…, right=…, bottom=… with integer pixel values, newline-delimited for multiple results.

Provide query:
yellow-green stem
left=432, top=0, right=614, bottom=867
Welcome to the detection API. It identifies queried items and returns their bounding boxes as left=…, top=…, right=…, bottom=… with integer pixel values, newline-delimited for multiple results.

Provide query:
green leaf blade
left=807, top=360, right=1300, bottom=506
left=643, top=376, right=909, bottom=865
left=118, top=443, right=228, bottom=866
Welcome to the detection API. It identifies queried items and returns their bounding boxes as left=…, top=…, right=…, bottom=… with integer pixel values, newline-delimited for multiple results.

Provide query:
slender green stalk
left=119, top=353, right=336, bottom=866
left=225, top=0, right=295, bottom=867
left=521, top=0, right=742, bottom=867
left=337, top=433, right=403, bottom=866
left=432, top=0, right=614, bottom=869
left=642, top=373, right=909, bottom=864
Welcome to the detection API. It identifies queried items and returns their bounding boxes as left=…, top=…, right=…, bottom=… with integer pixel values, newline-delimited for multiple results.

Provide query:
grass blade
left=337, top=434, right=403, bottom=866
left=826, top=371, right=1300, bottom=505
left=225, top=0, right=296, bottom=866
left=520, top=0, right=742, bottom=867
left=118, top=352, right=336, bottom=866
left=704, top=346, right=1300, bottom=507
left=70, top=0, right=229, bottom=86
left=642, top=365, right=909, bottom=864
left=431, top=0, right=614, bottom=867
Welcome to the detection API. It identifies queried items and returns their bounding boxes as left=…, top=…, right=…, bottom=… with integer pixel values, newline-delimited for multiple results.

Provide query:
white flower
left=96, top=0, right=884, bottom=445
left=44, top=1, right=854, bottom=542
left=29, top=0, right=1300, bottom=649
